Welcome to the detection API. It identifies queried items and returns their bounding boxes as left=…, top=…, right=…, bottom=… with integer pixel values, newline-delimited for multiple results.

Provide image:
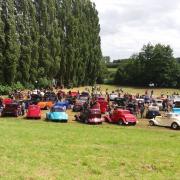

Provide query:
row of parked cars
left=0, top=92, right=180, bottom=130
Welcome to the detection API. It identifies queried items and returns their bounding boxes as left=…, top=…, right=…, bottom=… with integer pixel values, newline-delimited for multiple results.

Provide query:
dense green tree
left=115, top=43, right=180, bottom=87
left=0, top=0, right=102, bottom=87
left=0, top=2, right=5, bottom=83
left=1, top=0, right=20, bottom=85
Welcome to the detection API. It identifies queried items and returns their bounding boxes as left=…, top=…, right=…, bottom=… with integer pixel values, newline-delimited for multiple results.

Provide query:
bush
left=0, top=85, right=12, bottom=95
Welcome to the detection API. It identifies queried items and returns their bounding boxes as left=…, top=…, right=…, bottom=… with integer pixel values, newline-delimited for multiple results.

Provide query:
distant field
left=0, top=114, right=180, bottom=179
left=108, top=68, right=118, bottom=73
left=64, top=84, right=180, bottom=97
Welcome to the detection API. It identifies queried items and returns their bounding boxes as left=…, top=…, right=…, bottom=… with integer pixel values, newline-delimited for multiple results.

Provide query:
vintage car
left=114, top=97, right=126, bottom=108
left=154, top=99, right=163, bottom=110
left=37, top=101, right=54, bottom=110
left=109, top=93, right=119, bottom=101
left=37, top=92, right=57, bottom=110
left=73, top=99, right=87, bottom=112
left=54, top=101, right=70, bottom=109
left=97, top=97, right=108, bottom=114
left=26, top=105, right=41, bottom=119
left=104, top=108, right=137, bottom=125
left=146, top=103, right=161, bottom=119
left=75, top=108, right=103, bottom=124
left=3, top=98, right=14, bottom=105
left=70, top=91, right=78, bottom=97
left=1, top=103, right=21, bottom=117
left=46, top=106, right=68, bottom=122
left=173, top=101, right=180, bottom=114
left=149, top=113, right=180, bottom=130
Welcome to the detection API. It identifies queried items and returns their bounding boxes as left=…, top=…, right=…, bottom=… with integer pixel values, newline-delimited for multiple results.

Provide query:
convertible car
left=75, top=108, right=103, bottom=124
left=149, top=113, right=180, bottom=130
left=46, top=106, right=68, bottom=122
left=1, top=103, right=21, bottom=117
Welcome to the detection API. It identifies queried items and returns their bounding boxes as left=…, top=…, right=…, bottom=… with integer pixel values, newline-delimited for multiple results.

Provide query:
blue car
left=54, top=101, right=70, bottom=109
left=173, top=102, right=180, bottom=114
left=46, top=106, right=68, bottom=122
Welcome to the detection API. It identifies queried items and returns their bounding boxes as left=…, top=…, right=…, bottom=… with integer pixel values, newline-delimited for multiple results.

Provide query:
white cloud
left=92, top=0, right=180, bottom=60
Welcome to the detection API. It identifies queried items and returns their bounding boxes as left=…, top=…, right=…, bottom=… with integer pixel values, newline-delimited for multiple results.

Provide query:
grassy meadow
left=0, top=113, right=180, bottom=179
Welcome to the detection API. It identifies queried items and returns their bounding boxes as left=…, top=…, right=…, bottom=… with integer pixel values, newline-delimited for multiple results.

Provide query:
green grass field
left=65, top=84, right=180, bottom=97
left=0, top=115, right=180, bottom=179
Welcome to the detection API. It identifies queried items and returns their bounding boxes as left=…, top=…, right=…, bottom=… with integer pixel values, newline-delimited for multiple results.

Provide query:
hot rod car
left=75, top=108, right=103, bottom=124
left=149, top=113, right=180, bottom=130
left=1, top=103, right=21, bottom=117
left=104, top=108, right=137, bottom=125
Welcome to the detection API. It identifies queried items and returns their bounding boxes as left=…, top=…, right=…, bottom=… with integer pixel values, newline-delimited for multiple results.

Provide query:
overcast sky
left=92, top=0, right=180, bottom=60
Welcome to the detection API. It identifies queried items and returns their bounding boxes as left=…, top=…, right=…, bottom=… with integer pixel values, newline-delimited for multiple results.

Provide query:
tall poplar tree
left=1, top=0, right=19, bottom=85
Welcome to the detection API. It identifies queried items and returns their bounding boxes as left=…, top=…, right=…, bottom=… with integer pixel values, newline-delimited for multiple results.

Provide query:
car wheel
left=171, top=122, right=179, bottom=130
left=118, top=119, right=124, bottom=126
left=149, top=120, right=154, bottom=126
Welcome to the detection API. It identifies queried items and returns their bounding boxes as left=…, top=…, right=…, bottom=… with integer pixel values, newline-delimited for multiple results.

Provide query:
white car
left=148, top=103, right=159, bottom=111
left=154, top=99, right=163, bottom=110
left=109, top=93, right=119, bottom=101
left=149, top=113, right=180, bottom=130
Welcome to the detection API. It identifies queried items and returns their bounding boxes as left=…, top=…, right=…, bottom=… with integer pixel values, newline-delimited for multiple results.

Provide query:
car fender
left=150, top=118, right=158, bottom=125
left=172, top=120, right=180, bottom=126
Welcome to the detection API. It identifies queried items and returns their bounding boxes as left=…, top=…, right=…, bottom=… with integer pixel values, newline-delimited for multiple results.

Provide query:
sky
left=92, top=0, right=180, bottom=60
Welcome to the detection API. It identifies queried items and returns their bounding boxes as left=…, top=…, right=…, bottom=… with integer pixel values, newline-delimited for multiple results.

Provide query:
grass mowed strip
left=0, top=118, right=179, bottom=179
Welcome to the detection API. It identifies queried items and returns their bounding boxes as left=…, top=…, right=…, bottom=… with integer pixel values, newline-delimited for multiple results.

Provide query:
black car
left=146, top=110, right=161, bottom=119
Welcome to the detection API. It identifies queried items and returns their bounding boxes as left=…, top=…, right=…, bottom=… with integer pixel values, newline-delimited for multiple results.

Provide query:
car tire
left=171, top=122, right=179, bottom=130
left=149, top=120, right=154, bottom=126
left=118, top=119, right=124, bottom=126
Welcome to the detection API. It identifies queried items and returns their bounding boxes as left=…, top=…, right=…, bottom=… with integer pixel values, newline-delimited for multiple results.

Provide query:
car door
left=112, top=110, right=118, bottom=123
left=155, top=116, right=166, bottom=126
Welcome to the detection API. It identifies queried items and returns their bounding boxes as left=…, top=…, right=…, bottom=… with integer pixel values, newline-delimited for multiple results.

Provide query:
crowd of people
left=0, top=86, right=179, bottom=119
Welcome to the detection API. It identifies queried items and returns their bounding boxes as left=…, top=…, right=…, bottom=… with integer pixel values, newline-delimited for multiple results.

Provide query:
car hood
left=50, top=112, right=68, bottom=119
left=124, top=114, right=136, bottom=122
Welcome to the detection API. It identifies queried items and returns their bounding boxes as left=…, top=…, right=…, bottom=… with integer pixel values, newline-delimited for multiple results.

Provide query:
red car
left=75, top=108, right=104, bottom=124
left=97, top=97, right=108, bottom=114
left=1, top=103, right=21, bottom=117
left=3, top=98, right=13, bottom=105
left=104, top=108, right=137, bottom=125
left=26, top=105, right=41, bottom=119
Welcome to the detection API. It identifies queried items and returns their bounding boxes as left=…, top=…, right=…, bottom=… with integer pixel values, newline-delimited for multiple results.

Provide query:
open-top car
left=73, top=99, right=87, bottom=112
left=75, top=108, right=103, bottom=124
left=1, top=103, right=21, bottom=117
left=26, top=105, right=41, bottom=119
left=46, top=106, right=68, bottom=122
left=104, top=108, right=137, bottom=125
left=149, top=113, right=180, bottom=130
left=37, top=92, right=57, bottom=110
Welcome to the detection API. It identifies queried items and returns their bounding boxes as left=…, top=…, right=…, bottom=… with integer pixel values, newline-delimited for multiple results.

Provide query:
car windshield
left=174, top=102, right=180, bottom=108
left=51, top=107, right=65, bottom=112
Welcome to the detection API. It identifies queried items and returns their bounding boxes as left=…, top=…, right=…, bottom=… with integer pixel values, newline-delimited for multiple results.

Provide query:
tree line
left=114, top=43, right=180, bottom=88
left=0, top=0, right=102, bottom=88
